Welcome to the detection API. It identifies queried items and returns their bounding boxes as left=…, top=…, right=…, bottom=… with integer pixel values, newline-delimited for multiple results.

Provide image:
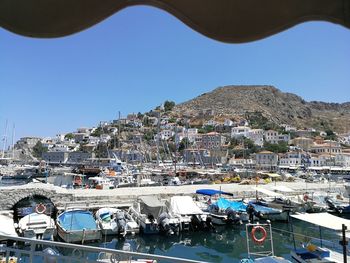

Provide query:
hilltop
left=173, top=85, right=350, bottom=133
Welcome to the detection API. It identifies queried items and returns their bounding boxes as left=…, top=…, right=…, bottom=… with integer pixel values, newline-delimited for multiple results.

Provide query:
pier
left=0, top=182, right=345, bottom=211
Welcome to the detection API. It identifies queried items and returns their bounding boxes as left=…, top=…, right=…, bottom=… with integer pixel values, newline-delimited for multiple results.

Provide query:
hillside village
left=8, top=86, right=350, bottom=173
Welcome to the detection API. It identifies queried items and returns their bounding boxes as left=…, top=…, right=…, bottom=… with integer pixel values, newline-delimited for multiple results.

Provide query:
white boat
left=95, top=207, right=139, bottom=236
left=168, top=196, right=214, bottom=231
left=290, top=212, right=350, bottom=262
left=56, top=209, right=101, bottom=243
left=16, top=212, right=55, bottom=240
left=128, top=196, right=180, bottom=235
left=88, top=177, right=114, bottom=190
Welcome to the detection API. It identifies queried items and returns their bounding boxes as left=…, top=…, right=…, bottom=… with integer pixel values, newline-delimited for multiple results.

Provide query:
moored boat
left=95, top=207, right=139, bottom=236
left=56, top=209, right=101, bottom=243
left=16, top=212, right=55, bottom=240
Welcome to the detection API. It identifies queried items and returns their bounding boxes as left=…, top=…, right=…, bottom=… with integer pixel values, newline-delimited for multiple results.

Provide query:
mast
left=11, top=124, right=15, bottom=159
left=156, top=109, right=161, bottom=165
left=2, top=119, right=8, bottom=158
left=174, top=124, right=177, bottom=176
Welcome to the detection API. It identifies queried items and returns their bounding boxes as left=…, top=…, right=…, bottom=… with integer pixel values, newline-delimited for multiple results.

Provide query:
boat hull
left=56, top=224, right=101, bottom=243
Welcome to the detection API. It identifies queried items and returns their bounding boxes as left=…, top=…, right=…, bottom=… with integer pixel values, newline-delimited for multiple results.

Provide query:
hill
left=173, top=85, right=350, bottom=133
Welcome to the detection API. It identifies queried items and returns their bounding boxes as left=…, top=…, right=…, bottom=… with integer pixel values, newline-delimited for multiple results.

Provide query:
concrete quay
left=0, top=181, right=345, bottom=211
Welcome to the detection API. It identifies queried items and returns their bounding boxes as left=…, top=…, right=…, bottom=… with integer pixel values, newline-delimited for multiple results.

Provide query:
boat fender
left=35, top=203, right=47, bottom=214
left=251, top=225, right=267, bottom=244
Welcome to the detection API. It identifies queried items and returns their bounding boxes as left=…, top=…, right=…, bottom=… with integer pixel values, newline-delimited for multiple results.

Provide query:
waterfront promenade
left=0, top=181, right=345, bottom=211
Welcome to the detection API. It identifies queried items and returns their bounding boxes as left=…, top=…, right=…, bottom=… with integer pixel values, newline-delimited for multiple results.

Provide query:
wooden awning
left=0, top=0, right=349, bottom=42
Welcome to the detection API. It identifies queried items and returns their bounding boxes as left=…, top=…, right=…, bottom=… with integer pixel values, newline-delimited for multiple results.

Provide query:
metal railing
left=0, top=234, right=206, bottom=263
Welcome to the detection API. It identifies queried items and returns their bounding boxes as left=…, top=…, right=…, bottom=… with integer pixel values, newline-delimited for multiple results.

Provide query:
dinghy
left=56, top=209, right=101, bottom=243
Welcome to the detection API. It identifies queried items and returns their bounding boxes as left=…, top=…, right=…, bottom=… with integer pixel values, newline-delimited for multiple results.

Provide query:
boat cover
left=251, top=203, right=281, bottom=214
left=196, top=189, right=233, bottom=196
left=139, top=196, right=167, bottom=218
left=58, top=210, right=98, bottom=231
left=216, top=198, right=247, bottom=212
left=0, top=214, right=18, bottom=238
left=170, top=196, right=203, bottom=215
left=291, top=212, right=350, bottom=231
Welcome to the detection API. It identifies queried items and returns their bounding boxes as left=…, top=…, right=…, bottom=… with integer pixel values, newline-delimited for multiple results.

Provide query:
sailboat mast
left=2, top=119, right=8, bottom=158
left=12, top=124, right=15, bottom=159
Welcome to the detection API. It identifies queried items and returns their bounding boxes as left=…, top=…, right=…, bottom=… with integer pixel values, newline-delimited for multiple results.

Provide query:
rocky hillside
left=174, top=85, right=350, bottom=133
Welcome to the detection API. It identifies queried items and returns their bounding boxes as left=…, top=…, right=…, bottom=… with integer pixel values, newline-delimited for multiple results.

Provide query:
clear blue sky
left=1, top=6, right=349, bottom=140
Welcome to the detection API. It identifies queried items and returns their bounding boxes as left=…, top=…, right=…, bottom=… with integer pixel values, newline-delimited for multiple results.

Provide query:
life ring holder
left=35, top=203, right=47, bottom=214
left=251, top=225, right=267, bottom=244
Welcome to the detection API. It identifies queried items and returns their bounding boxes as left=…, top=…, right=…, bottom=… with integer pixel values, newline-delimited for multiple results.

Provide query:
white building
left=156, top=130, right=174, bottom=140
left=264, top=130, right=290, bottom=144
left=335, top=153, right=350, bottom=167
left=231, top=127, right=264, bottom=146
left=224, top=119, right=234, bottom=127
left=231, top=126, right=251, bottom=138
left=311, top=141, right=342, bottom=154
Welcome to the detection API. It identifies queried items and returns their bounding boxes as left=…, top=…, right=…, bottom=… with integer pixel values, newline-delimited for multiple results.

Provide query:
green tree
left=64, top=133, right=74, bottom=140
left=94, top=142, right=108, bottom=158
left=143, top=130, right=155, bottom=141
left=263, top=141, right=288, bottom=153
left=91, top=127, right=103, bottom=137
left=164, top=100, right=175, bottom=112
left=178, top=138, right=190, bottom=152
left=198, top=125, right=215, bottom=134
left=325, top=129, right=337, bottom=140
left=32, top=141, right=48, bottom=158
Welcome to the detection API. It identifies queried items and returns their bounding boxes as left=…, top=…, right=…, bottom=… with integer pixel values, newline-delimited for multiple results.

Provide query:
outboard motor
left=115, top=211, right=127, bottom=236
left=205, top=216, right=215, bottom=232
left=325, top=197, right=342, bottom=213
left=226, top=207, right=242, bottom=225
left=190, top=215, right=202, bottom=231
left=158, top=212, right=173, bottom=235
left=246, top=203, right=255, bottom=222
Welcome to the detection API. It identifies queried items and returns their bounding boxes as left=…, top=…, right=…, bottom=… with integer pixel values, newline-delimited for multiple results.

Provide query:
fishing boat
left=16, top=212, right=55, bottom=240
left=290, top=212, right=350, bottom=263
left=128, top=196, right=180, bottom=235
left=195, top=189, right=242, bottom=225
left=95, top=207, right=139, bottom=236
left=56, top=209, right=101, bottom=243
left=168, top=196, right=214, bottom=231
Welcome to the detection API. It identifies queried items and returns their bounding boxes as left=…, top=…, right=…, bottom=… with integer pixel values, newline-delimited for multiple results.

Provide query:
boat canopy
left=291, top=213, right=350, bottom=231
left=271, top=186, right=294, bottom=193
left=196, top=189, right=233, bottom=196
left=216, top=198, right=247, bottom=212
left=139, top=196, right=167, bottom=218
left=252, top=187, right=284, bottom=197
left=58, top=210, right=98, bottom=231
left=169, top=196, right=203, bottom=215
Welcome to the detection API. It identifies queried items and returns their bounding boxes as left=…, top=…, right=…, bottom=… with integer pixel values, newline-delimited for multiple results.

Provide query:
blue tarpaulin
left=216, top=198, right=247, bottom=212
left=58, top=210, right=98, bottom=231
left=196, top=189, right=233, bottom=196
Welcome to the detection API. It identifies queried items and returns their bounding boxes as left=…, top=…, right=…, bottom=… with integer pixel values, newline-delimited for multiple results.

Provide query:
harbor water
left=13, top=219, right=346, bottom=263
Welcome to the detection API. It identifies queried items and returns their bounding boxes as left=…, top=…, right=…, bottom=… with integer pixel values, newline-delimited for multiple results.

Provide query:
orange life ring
left=251, top=225, right=267, bottom=244
left=35, top=203, right=47, bottom=214
left=303, top=194, right=309, bottom=202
